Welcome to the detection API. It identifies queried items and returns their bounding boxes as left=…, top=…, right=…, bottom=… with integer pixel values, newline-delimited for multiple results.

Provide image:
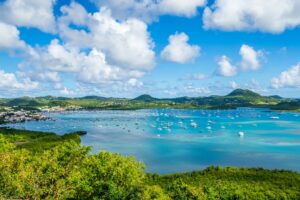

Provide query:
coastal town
left=0, top=107, right=49, bottom=124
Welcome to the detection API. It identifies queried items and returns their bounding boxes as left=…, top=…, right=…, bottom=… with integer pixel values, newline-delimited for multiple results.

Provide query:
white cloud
left=184, top=84, right=211, bottom=95
left=271, top=63, right=300, bottom=88
left=78, top=48, right=145, bottom=84
left=159, top=0, right=207, bottom=17
left=216, top=56, right=237, bottom=77
left=239, top=44, right=263, bottom=71
left=95, top=0, right=206, bottom=22
left=18, top=70, right=61, bottom=84
left=59, top=87, right=74, bottom=96
left=60, top=2, right=88, bottom=26
left=21, top=39, right=81, bottom=74
left=20, top=39, right=146, bottom=87
left=11, top=2, right=156, bottom=95
left=93, top=0, right=157, bottom=22
left=59, top=4, right=155, bottom=70
left=161, top=32, right=200, bottom=64
left=245, top=79, right=266, bottom=93
left=127, top=78, right=144, bottom=87
left=0, top=0, right=56, bottom=33
left=190, top=73, right=207, bottom=80
left=181, top=73, right=207, bottom=81
left=203, top=0, right=300, bottom=33
left=37, top=71, right=60, bottom=83
left=0, top=22, right=25, bottom=49
left=0, top=70, right=38, bottom=91
left=215, top=45, right=263, bottom=77
left=229, top=81, right=239, bottom=89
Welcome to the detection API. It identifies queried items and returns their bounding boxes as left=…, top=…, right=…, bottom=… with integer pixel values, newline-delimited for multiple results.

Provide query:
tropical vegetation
left=1, top=89, right=299, bottom=111
left=1, top=127, right=299, bottom=199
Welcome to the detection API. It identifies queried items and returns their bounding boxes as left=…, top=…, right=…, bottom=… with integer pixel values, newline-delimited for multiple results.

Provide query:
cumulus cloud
left=95, top=0, right=206, bottom=22
left=16, top=3, right=155, bottom=93
left=0, top=22, right=26, bottom=50
left=161, top=32, right=200, bottom=64
left=20, top=40, right=145, bottom=86
left=271, top=63, right=300, bottom=88
left=60, top=2, right=88, bottom=26
left=20, top=39, right=81, bottom=74
left=216, top=56, right=237, bottom=77
left=0, top=0, right=56, bottom=33
left=159, top=0, right=207, bottom=17
left=239, top=44, right=263, bottom=71
left=78, top=49, right=145, bottom=84
left=203, top=0, right=300, bottom=33
left=215, top=45, right=263, bottom=77
left=18, top=70, right=61, bottom=84
left=0, top=70, right=38, bottom=91
left=59, top=4, right=155, bottom=70
left=127, top=78, right=144, bottom=87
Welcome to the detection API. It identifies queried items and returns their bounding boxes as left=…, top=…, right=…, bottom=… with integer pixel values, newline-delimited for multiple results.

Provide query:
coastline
left=1, top=127, right=300, bottom=199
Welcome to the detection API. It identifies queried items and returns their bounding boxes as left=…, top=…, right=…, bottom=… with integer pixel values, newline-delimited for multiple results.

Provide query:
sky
left=0, top=0, right=300, bottom=98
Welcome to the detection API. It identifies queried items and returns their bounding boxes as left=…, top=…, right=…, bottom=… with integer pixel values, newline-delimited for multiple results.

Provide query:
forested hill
left=0, top=89, right=298, bottom=111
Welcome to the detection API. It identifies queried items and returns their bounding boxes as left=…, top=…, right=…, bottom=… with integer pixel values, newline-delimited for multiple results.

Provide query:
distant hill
left=1, top=89, right=299, bottom=111
left=272, top=99, right=300, bottom=110
left=268, top=95, right=283, bottom=99
left=133, top=94, right=156, bottom=101
left=227, top=89, right=261, bottom=97
left=79, top=96, right=108, bottom=100
left=6, top=97, right=41, bottom=107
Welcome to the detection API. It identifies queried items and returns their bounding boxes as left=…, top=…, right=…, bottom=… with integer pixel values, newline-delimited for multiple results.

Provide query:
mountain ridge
left=0, top=89, right=297, bottom=111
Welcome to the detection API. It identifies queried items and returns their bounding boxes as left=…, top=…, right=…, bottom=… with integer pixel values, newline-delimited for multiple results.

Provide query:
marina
left=5, top=108, right=300, bottom=174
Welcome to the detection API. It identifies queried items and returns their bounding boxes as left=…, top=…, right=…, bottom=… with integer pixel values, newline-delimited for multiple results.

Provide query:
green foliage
left=140, top=185, right=170, bottom=200
left=166, top=179, right=205, bottom=200
left=272, top=99, right=300, bottom=111
left=1, top=128, right=300, bottom=199
left=226, top=89, right=261, bottom=97
left=0, top=127, right=81, bottom=152
left=0, top=140, right=145, bottom=199
left=2, top=89, right=295, bottom=111
left=148, top=166, right=300, bottom=200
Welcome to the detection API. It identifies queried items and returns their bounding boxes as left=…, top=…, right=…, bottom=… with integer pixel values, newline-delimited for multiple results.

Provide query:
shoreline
left=1, top=128, right=300, bottom=199
left=1, top=126, right=299, bottom=174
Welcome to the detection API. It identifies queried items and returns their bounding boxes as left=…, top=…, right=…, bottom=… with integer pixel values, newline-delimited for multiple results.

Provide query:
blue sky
left=0, top=0, right=300, bottom=98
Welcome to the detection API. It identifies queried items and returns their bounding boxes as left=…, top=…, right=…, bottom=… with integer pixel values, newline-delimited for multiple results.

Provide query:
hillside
left=133, top=94, right=157, bottom=101
left=1, top=127, right=299, bottom=199
left=227, top=89, right=261, bottom=97
left=0, top=89, right=298, bottom=111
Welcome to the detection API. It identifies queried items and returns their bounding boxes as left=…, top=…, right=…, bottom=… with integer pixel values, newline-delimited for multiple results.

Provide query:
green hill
left=79, top=96, right=108, bottom=100
left=1, top=89, right=299, bottom=111
left=227, top=89, right=261, bottom=97
left=133, top=94, right=157, bottom=101
left=6, top=97, right=41, bottom=107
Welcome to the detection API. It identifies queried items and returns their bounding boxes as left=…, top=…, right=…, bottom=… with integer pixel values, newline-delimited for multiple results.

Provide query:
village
left=0, top=107, right=49, bottom=124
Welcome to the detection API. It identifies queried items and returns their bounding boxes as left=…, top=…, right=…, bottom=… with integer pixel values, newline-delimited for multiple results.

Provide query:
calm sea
left=6, top=108, right=300, bottom=174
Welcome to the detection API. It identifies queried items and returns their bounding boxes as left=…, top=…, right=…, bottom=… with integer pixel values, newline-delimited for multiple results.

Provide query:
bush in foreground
left=0, top=129, right=300, bottom=199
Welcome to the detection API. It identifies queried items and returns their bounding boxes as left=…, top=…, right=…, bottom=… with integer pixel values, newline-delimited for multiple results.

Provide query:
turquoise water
left=6, top=108, right=300, bottom=174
